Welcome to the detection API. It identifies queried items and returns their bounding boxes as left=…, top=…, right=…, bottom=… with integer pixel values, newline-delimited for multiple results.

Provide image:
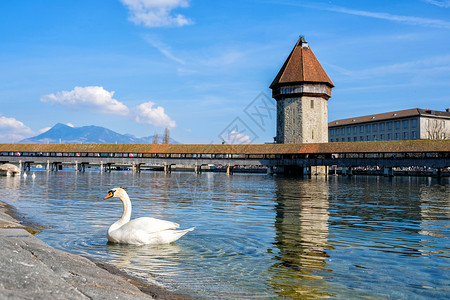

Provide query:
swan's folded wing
left=124, top=217, right=180, bottom=234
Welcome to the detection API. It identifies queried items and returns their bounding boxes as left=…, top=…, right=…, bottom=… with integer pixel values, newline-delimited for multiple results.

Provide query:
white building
left=329, top=108, right=450, bottom=142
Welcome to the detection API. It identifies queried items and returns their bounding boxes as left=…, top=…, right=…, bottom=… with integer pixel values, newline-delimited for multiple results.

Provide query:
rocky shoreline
left=0, top=201, right=193, bottom=300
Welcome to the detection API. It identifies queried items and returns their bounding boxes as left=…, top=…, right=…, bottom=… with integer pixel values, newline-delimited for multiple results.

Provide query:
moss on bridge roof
left=0, top=140, right=448, bottom=154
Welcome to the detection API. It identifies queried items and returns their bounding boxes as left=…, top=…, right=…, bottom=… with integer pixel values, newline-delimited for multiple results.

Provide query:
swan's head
left=104, top=187, right=127, bottom=199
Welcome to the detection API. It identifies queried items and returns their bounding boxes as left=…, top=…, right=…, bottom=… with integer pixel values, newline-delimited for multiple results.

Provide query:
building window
left=360, top=136, right=364, bottom=141
left=342, top=128, right=345, bottom=135
left=403, top=120, right=408, bottom=129
left=330, top=129, right=334, bottom=136
left=353, top=126, right=357, bottom=134
left=442, top=120, right=445, bottom=128
left=380, top=134, right=384, bottom=140
left=366, top=124, right=371, bottom=133
left=387, top=122, right=392, bottom=130
left=412, top=131, right=417, bottom=139
left=354, top=137, right=357, bottom=141
left=373, top=135, right=377, bottom=141
left=387, top=133, right=391, bottom=140
left=310, top=99, right=314, bottom=109
left=348, top=137, right=351, bottom=142
left=360, top=125, right=364, bottom=133
left=403, top=132, right=409, bottom=140
left=347, top=127, right=351, bottom=135
left=373, top=124, right=378, bottom=131
left=412, top=119, right=417, bottom=128
left=426, top=119, right=429, bottom=127
left=395, top=133, right=400, bottom=140
left=395, top=121, right=400, bottom=129
left=380, top=123, right=385, bottom=131
left=366, top=135, right=370, bottom=141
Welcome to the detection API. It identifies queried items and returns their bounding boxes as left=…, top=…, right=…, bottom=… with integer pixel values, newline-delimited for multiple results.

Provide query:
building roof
left=329, top=108, right=450, bottom=127
left=270, top=36, right=334, bottom=89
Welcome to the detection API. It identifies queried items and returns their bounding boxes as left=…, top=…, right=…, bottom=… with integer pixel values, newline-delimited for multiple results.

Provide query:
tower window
left=310, top=99, right=314, bottom=109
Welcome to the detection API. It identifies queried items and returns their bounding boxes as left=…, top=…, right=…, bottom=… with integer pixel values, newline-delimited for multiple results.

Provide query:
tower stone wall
left=277, top=96, right=328, bottom=143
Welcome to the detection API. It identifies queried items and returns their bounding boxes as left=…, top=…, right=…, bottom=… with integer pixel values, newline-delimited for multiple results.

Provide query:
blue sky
left=1, top=0, right=449, bottom=144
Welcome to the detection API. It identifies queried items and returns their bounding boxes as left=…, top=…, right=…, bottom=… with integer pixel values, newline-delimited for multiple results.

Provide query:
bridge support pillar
left=227, top=165, right=234, bottom=175
left=312, top=166, right=328, bottom=176
left=75, top=161, right=78, bottom=172
left=23, top=162, right=31, bottom=171
left=384, top=167, right=394, bottom=177
left=267, top=166, right=274, bottom=175
left=51, top=163, right=59, bottom=171
left=194, top=164, right=201, bottom=174
left=303, top=166, right=309, bottom=176
left=342, top=167, right=353, bottom=176
left=46, top=160, right=50, bottom=172
left=164, top=164, right=171, bottom=174
left=433, top=168, right=442, bottom=177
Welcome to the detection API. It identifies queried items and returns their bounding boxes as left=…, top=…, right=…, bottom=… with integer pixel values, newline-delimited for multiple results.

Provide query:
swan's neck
left=109, top=193, right=132, bottom=233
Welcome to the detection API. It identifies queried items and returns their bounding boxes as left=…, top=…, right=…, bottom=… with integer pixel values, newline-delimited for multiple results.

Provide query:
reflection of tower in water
left=270, top=177, right=333, bottom=299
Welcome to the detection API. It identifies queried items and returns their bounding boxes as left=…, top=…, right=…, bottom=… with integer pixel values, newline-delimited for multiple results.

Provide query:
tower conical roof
left=270, top=37, right=334, bottom=89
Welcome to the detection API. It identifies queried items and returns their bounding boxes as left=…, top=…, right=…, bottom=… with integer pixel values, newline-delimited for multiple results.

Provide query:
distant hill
left=20, top=123, right=179, bottom=144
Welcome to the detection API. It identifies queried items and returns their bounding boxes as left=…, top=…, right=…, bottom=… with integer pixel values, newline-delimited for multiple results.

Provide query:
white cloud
left=135, top=101, right=176, bottom=128
left=224, top=130, right=252, bottom=144
left=326, top=6, right=450, bottom=29
left=41, top=86, right=130, bottom=116
left=121, top=0, right=192, bottom=27
left=201, top=50, right=245, bottom=68
left=423, top=0, right=450, bottom=8
left=0, top=116, right=33, bottom=143
left=346, top=54, right=450, bottom=79
left=143, top=35, right=185, bottom=64
left=38, top=126, right=52, bottom=134
left=279, top=2, right=450, bottom=29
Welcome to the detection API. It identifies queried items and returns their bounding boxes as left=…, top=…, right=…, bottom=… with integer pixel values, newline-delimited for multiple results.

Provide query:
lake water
left=1, top=171, right=449, bottom=299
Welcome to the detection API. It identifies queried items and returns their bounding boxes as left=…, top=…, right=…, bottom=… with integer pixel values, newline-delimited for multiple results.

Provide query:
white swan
left=31, top=172, right=36, bottom=179
left=104, top=188, right=194, bottom=245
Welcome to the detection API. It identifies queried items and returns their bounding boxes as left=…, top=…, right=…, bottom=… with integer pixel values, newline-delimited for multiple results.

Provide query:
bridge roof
left=0, top=140, right=448, bottom=154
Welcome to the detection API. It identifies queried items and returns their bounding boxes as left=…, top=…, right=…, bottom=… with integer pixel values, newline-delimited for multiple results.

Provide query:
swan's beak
left=104, top=191, right=114, bottom=199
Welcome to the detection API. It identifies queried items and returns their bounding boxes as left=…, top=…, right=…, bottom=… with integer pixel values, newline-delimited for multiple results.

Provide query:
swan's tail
left=150, top=227, right=195, bottom=244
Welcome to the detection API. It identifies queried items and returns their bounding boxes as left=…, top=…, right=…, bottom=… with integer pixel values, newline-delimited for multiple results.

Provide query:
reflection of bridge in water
left=0, top=140, right=449, bottom=176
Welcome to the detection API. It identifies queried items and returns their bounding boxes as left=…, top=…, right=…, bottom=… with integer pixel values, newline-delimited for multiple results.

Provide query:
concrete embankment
left=0, top=201, right=191, bottom=300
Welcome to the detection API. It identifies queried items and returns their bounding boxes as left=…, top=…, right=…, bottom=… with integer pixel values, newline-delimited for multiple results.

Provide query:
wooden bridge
left=0, top=140, right=449, bottom=176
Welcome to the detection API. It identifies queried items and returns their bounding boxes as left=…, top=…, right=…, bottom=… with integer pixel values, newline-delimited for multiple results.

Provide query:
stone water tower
left=270, top=36, right=334, bottom=144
